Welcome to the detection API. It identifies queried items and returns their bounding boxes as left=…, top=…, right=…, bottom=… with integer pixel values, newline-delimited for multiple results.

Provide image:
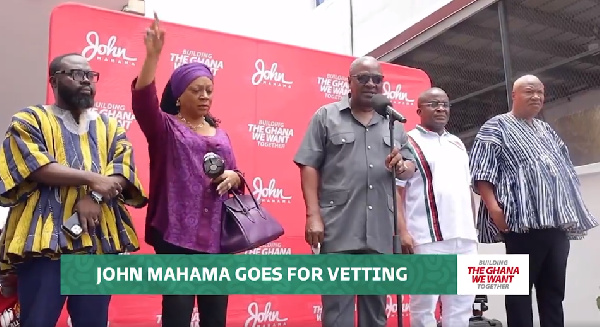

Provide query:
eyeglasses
left=351, top=74, right=384, bottom=85
left=422, top=101, right=451, bottom=109
left=54, top=69, right=100, bottom=83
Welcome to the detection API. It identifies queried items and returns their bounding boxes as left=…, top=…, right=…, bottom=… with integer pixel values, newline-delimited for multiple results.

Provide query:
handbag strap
left=229, top=171, right=262, bottom=209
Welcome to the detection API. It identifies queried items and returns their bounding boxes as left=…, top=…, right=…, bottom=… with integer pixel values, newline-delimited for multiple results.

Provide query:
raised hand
left=145, top=12, right=165, bottom=57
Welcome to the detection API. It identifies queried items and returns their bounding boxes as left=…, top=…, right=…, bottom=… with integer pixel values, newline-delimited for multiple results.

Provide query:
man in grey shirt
left=293, top=56, right=416, bottom=327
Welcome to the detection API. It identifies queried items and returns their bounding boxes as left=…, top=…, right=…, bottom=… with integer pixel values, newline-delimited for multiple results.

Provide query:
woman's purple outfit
left=130, top=78, right=242, bottom=252
left=131, top=77, right=243, bottom=327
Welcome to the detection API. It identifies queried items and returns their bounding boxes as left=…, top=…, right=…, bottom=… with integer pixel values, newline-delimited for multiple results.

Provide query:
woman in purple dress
left=130, top=15, right=244, bottom=327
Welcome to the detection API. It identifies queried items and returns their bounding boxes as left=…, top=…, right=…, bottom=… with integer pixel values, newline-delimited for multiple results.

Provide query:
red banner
left=47, top=3, right=432, bottom=326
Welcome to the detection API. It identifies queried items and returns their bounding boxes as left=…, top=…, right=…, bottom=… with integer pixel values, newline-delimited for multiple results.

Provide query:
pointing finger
left=153, top=12, right=162, bottom=32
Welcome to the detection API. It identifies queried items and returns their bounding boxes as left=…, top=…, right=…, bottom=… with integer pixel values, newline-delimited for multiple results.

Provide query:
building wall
left=143, top=0, right=453, bottom=56
left=0, top=0, right=128, bottom=131
left=543, top=88, right=600, bottom=167
left=319, top=0, right=453, bottom=56
left=143, top=0, right=330, bottom=51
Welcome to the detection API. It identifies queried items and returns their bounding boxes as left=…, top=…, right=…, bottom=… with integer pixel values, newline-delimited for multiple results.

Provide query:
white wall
left=143, top=0, right=452, bottom=56
left=143, top=0, right=320, bottom=50
left=301, top=0, right=352, bottom=55
left=338, top=0, right=453, bottom=56
left=0, top=0, right=128, bottom=137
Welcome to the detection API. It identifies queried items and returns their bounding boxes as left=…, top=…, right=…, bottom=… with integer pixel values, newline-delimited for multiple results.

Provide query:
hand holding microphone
left=203, top=152, right=240, bottom=195
left=385, top=148, right=407, bottom=175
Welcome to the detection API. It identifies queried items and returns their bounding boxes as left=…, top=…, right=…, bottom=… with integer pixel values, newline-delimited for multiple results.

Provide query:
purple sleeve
left=130, top=79, right=168, bottom=143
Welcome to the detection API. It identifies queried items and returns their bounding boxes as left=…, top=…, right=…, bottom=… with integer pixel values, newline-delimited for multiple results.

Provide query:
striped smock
left=469, top=112, right=598, bottom=243
left=0, top=105, right=148, bottom=272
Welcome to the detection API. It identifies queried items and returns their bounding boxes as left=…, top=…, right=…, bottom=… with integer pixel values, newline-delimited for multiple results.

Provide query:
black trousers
left=504, top=228, right=570, bottom=327
left=153, top=237, right=228, bottom=327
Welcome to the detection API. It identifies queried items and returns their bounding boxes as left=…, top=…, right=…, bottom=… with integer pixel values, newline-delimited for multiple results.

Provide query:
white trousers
left=410, top=238, right=477, bottom=327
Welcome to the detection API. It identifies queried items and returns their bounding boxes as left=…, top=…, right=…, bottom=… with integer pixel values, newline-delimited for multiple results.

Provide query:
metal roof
left=386, top=0, right=600, bottom=149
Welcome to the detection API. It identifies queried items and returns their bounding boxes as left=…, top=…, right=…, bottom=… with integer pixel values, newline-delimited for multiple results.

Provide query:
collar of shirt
left=338, top=94, right=386, bottom=126
left=415, top=124, right=450, bottom=137
left=413, top=125, right=467, bottom=153
left=49, top=104, right=98, bottom=135
left=339, top=94, right=351, bottom=111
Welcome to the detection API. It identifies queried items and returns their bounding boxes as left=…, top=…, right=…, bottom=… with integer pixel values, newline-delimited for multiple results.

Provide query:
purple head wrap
left=169, top=63, right=213, bottom=99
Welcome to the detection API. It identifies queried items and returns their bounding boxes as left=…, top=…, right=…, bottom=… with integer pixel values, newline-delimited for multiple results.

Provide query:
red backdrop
left=47, top=3, right=432, bottom=326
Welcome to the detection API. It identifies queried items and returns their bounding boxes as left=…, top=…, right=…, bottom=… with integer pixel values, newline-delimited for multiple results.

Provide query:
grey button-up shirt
left=294, top=96, right=414, bottom=254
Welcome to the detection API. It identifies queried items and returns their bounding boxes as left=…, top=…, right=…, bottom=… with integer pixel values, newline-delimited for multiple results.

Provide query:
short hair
left=48, top=53, right=81, bottom=77
left=349, top=56, right=379, bottom=75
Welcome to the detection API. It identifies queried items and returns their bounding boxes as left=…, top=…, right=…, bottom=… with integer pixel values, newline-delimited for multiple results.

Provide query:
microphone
left=371, top=94, right=406, bottom=327
left=370, top=94, right=407, bottom=123
left=203, top=152, right=225, bottom=179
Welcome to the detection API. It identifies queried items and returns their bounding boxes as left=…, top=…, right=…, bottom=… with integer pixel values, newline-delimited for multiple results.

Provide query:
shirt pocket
left=319, top=189, right=350, bottom=208
left=328, top=131, right=355, bottom=147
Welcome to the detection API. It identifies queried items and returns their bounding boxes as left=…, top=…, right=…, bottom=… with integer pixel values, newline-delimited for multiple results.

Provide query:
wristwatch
left=89, top=191, right=103, bottom=204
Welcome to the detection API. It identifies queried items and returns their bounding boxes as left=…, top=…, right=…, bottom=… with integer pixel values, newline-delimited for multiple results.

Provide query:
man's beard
left=57, top=83, right=95, bottom=110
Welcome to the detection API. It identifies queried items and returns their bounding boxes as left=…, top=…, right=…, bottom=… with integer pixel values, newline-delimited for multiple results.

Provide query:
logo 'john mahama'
left=251, top=59, right=293, bottom=88
left=252, top=177, right=292, bottom=204
left=382, top=82, right=414, bottom=106
left=81, top=31, right=138, bottom=66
